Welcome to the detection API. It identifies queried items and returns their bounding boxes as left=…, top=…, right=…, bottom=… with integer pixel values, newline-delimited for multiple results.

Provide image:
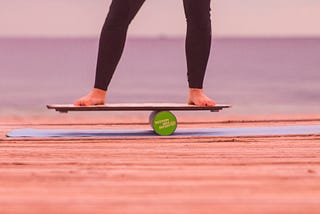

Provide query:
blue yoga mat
left=6, top=125, right=320, bottom=138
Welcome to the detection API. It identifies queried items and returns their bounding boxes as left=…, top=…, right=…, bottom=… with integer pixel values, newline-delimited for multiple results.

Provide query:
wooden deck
left=1, top=116, right=320, bottom=214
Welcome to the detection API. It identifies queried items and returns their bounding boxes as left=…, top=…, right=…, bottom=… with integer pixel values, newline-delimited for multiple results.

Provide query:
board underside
left=47, top=103, right=231, bottom=113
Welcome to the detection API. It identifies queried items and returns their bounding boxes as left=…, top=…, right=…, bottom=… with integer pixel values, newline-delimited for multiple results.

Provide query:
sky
left=0, top=0, right=319, bottom=38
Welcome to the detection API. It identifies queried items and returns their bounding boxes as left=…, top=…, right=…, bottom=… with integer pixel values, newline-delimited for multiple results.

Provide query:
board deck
left=47, top=103, right=231, bottom=113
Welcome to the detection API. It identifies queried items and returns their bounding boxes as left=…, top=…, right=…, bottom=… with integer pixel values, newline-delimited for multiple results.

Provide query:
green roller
left=149, top=111, right=177, bottom=136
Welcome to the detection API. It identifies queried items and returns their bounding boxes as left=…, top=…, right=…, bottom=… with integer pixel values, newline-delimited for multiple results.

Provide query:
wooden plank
left=47, top=103, right=231, bottom=113
left=1, top=117, right=320, bottom=213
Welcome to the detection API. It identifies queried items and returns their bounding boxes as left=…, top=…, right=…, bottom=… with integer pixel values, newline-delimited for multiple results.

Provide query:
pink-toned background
left=1, top=0, right=320, bottom=38
left=1, top=0, right=319, bottom=116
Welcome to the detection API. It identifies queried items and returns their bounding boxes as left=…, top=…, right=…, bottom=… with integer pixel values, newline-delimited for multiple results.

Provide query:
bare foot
left=74, top=88, right=106, bottom=106
left=188, top=88, right=216, bottom=107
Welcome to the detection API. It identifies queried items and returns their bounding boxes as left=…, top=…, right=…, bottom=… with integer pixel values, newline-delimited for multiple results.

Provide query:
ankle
left=92, top=88, right=107, bottom=96
left=189, top=88, right=204, bottom=94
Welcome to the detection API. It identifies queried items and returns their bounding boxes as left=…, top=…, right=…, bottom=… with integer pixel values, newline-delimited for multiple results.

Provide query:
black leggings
left=94, top=0, right=212, bottom=90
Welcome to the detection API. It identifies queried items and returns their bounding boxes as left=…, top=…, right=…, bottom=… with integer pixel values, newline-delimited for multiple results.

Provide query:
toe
left=80, top=100, right=88, bottom=106
left=74, top=100, right=81, bottom=106
left=199, top=101, right=206, bottom=107
left=81, top=101, right=89, bottom=106
left=208, top=100, right=216, bottom=106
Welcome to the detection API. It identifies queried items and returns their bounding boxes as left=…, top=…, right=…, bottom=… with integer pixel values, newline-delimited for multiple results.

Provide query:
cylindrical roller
left=149, top=111, right=177, bottom=136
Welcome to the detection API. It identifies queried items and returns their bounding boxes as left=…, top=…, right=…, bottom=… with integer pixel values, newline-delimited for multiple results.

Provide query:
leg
left=75, top=0, right=145, bottom=106
left=183, top=0, right=215, bottom=106
left=94, top=0, right=145, bottom=90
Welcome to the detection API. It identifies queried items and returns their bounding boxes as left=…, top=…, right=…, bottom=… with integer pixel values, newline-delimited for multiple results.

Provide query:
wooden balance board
left=47, top=103, right=231, bottom=136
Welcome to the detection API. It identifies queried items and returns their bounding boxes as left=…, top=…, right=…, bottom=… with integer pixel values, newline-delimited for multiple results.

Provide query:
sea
left=0, top=37, right=319, bottom=116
